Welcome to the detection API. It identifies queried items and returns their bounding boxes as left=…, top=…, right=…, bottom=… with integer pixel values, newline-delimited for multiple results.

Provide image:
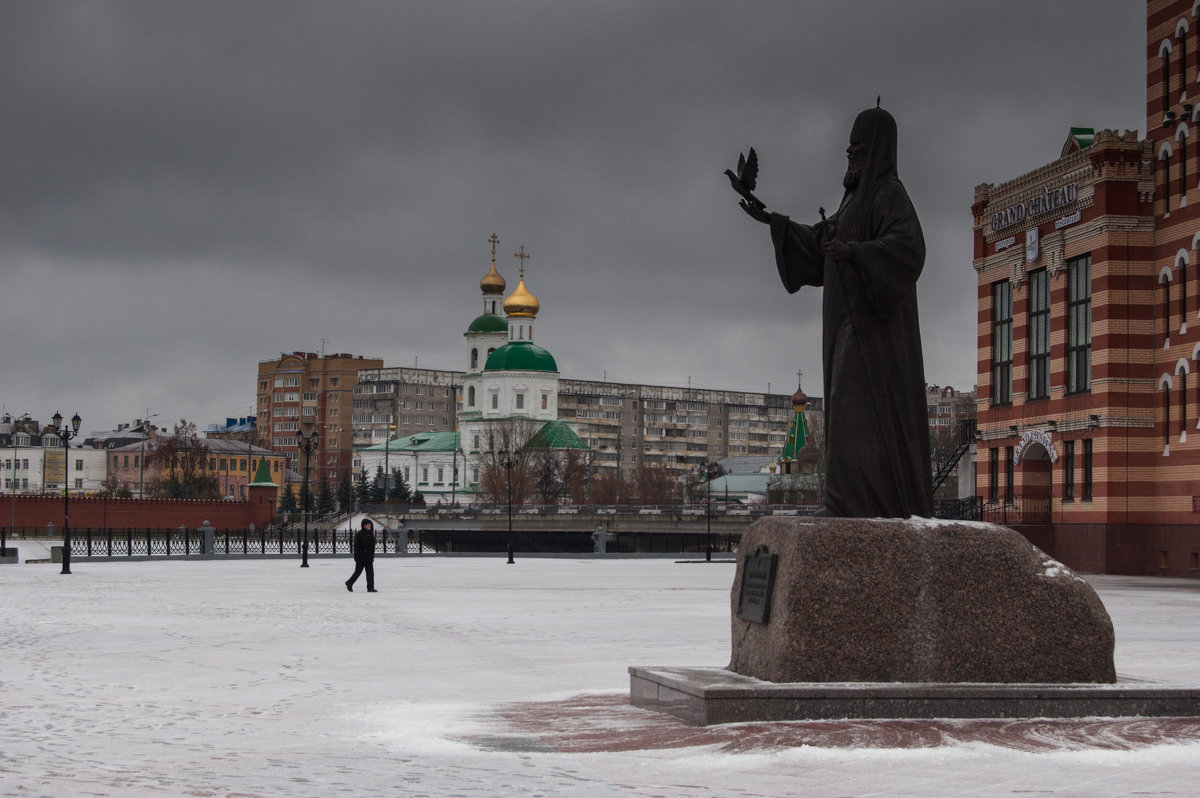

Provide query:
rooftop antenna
left=320, top=338, right=328, bottom=357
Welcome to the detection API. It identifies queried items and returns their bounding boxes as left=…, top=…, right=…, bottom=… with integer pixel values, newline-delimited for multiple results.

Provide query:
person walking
left=345, top=518, right=377, bottom=592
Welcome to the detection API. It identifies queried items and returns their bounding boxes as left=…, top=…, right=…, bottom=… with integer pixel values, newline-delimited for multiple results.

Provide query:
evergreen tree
left=370, top=465, right=385, bottom=503
left=278, top=485, right=297, bottom=523
left=388, top=468, right=412, bottom=503
left=317, top=478, right=335, bottom=518
left=354, top=469, right=370, bottom=506
left=337, top=471, right=354, bottom=513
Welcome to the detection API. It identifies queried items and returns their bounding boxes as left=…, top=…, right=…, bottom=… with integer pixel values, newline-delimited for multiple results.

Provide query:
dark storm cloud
left=0, top=1, right=1145, bottom=431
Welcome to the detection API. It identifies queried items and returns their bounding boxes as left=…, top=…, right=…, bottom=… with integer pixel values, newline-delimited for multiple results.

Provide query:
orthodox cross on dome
left=489, top=233, right=500, bottom=262
left=797, top=369, right=803, bottom=390
left=514, top=245, right=531, bottom=271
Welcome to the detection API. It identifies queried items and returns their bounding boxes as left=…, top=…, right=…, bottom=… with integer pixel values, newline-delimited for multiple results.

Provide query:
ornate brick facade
left=971, top=2, right=1200, bottom=576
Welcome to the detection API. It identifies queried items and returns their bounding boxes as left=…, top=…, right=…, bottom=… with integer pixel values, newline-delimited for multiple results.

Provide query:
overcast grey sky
left=2, top=1, right=1145, bottom=435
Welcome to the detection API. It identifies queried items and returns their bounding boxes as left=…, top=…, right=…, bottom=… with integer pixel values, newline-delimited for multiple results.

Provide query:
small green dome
left=484, top=341, right=558, bottom=373
left=466, top=314, right=508, bottom=334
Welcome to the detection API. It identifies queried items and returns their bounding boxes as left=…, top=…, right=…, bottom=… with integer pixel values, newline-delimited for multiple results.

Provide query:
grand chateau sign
left=990, top=182, right=1078, bottom=233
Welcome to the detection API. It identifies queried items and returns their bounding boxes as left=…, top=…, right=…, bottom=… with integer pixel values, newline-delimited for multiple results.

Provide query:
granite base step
left=630, top=666, right=1200, bottom=726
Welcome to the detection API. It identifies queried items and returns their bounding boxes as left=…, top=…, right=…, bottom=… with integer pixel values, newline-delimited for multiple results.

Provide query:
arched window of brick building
left=1178, top=124, right=1190, bottom=203
left=1193, top=342, right=1200, bottom=429
left=1160, top=142, right=1175, bottom=212
left=1177, top=358, right=1191, bottom=442
left=1161, top=266, right=1175, bottom=346
left=1178, top=20, right=1190, bottom=99
left=1178, top=248, right=1191, bottom=332
left=1194, top=3, right=1200, bottom=83
left=1162, top=39, right=1175, bottom=115
left=1160, top=373, right=1175, bottom=455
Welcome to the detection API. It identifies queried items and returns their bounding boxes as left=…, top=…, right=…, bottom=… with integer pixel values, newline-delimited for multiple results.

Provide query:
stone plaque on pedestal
left=735, top=546, right=777, bottom=624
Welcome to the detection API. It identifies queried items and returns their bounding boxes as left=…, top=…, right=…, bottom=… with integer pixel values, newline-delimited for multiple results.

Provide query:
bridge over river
left=359, top=504, right=821, bottom=555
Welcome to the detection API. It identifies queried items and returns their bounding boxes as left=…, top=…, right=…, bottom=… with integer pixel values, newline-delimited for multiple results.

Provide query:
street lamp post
left=6, top=412, right=27, bottom=560
left=297, top=428, right=319, bottom=568
left=137, top=412, right=158, bottom=499
left=705, top=467, right=713, bottom=562
left=359, top=465, right=367, bottom=513
left=451, top=441, right=459, bottom=507
left=697, top=462, right=714, bottom=562
left=51, top=412, right=82, bottom=575
left=497, top=449, right=515, bottom=564
left=382, top=423, right=396, bottom=504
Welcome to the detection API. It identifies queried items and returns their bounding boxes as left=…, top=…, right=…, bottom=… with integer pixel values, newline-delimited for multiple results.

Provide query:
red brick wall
left=3, top=492, right=275, bottom=532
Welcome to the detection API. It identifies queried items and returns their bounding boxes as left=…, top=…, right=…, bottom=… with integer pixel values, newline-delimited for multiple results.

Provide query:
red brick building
left=256, top=352, right=382, bottom=492
left=972, top=1, right=1200, bottom=576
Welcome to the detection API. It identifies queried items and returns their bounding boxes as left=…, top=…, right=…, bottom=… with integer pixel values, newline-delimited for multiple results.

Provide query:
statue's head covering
left=836, top=106, right=900, bottom=241
left=849, top=106, right=899, bottom=184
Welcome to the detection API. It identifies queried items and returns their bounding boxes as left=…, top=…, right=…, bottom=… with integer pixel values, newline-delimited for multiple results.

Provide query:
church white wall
left=481, top=371, right=558, bottom=420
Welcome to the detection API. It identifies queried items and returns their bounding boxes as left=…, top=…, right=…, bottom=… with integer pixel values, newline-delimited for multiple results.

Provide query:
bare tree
left=529, top=447, right=566, bottom=505
left=633, top=460, right=685, bottom=504
left=148, top=420, right=219, bottom=499
left=590, top=470, right=634, bottom=505
left=563, top=449, right=590, bottom=504
left=474, top=418, right=539, bottom=505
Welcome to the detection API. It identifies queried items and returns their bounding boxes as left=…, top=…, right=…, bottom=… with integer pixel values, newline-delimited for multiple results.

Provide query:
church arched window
left=468, top=386, right=476, bottom=407
left=471, top=348, right=478, bottom=370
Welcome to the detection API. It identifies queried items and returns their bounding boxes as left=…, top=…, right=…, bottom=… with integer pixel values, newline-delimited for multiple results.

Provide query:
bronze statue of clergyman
left=727, top=105, right=933, bottom=518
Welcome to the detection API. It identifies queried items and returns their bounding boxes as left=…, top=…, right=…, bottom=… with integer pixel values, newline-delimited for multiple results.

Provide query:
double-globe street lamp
left=297, top=427, right=319, bottom=568
left=51, top=412, right=82, bottom=575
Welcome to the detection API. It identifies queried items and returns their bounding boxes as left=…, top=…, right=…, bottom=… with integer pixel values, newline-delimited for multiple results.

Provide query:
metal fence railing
left=27, top=526, right=409, bottom=559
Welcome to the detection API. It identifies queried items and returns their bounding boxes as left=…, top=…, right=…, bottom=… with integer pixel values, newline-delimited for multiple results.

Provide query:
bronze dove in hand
left=725, top=147, right=768, bottom=222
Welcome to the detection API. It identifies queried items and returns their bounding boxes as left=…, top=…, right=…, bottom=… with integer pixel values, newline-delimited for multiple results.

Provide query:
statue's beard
left=843, top=167, right=861, bottom=190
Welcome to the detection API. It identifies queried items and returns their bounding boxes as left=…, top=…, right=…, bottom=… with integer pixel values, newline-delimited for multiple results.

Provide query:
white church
left=360, top=238, right=587, bottom=504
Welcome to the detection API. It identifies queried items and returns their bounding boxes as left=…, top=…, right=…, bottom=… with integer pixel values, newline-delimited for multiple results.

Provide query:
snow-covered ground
left=1, top=549, right=1199, bottom=797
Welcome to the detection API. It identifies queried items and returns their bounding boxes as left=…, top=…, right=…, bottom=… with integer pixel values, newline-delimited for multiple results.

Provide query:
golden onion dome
left=503, top=269, right=540, bottom=317
left=480, top=261, right=506, bottom=294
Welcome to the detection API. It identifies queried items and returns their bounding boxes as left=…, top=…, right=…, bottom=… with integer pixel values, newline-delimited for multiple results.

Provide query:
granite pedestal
left=631, top=517, right=1200, bottom=724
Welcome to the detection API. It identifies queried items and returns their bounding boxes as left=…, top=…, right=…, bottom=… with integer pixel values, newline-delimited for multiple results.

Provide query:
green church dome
left=484, top=341, right=558, bottom=373
left=466, top=314, right=508, bottom=334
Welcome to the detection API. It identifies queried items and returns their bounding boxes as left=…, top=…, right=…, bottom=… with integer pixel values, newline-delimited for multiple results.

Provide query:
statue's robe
left=767, top=109, right=933, bottom=518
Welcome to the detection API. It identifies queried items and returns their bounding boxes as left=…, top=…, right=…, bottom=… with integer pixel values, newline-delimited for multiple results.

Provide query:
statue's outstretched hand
left=726, top=148, right=769, bottom=224
left=738, top=198, right=770, bottom=224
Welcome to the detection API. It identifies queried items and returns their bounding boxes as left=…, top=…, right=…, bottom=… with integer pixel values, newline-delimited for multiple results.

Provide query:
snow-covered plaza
left=2, top=550, right=1199, bottom=797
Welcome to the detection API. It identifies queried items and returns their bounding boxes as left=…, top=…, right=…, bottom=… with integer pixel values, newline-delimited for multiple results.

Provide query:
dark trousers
left=347, top=560, right=374, bottom=590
